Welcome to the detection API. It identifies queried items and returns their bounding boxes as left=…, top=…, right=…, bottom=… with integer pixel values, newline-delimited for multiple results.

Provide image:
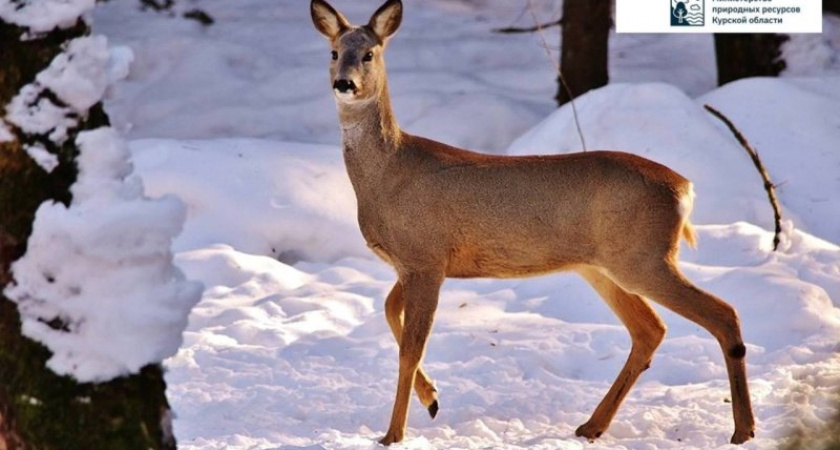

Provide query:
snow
left=24, top=144, right=59, bottom=172
left=36, top=36, right=112, bottom=112
left=5, top=84, right=77, bottom=143
left=507, top=79, right=840, bottom=244
left=0, top=0, right=95, bottom=35
left=6, top=0, right=832, bottom=447
left=130, top=138, right=365, bottom=261
left=783, top=15, right=840, bottom=75
left=697, top=77, right=840, bottom=243
left=0, top=122, right=13, bottom=142
left=4, top=128, right=203, bottom=382
left=4, top=35, right=130, bottom=145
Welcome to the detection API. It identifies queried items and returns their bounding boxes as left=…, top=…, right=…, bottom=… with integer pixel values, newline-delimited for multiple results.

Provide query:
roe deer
left=310, top=0, right=756, bottom=445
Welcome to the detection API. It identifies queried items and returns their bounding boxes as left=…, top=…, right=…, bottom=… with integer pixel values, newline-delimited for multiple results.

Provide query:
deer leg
left=380, top=271, right=442, bottom=446
left=574, top=267, right=667, bottom=441
left=613, top=261, right=756, bottom=444
left=384, top=282, right=440, bottom=418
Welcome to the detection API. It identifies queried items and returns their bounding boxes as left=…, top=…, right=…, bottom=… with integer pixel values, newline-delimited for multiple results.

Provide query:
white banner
left=616, top=0, right=822, bottom=33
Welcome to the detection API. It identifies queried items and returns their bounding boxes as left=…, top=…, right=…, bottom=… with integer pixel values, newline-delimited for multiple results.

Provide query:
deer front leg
left=384, top=282, right=440, bottom=418
left=380, top=271, right=442, bottom=446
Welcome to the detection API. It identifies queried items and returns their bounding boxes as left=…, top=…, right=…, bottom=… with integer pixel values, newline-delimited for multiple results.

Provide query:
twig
left=183, top=9, right=215, bottom=26
left=525, top=0, right=587, bottom=151
left=139, top=0, right=174, bottom=12
left=492, top=18, right=562, bottom=34
left=704, top=104, right=783, bottom=251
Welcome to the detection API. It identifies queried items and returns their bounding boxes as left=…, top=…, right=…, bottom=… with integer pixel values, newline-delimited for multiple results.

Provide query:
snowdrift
left=508, top=78, right=840, bottom=245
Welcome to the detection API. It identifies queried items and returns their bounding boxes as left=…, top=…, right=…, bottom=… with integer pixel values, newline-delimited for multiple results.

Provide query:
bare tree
left=713, top=34, right=788, bottom=85
left=557, top=0, right=611, bottom=106
left=826, top=0, right=840, bottom=16
left=0, top=17, right=176, bottom=450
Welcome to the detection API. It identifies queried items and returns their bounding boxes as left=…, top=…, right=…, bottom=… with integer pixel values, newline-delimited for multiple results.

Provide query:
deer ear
left=368, top=0, right=402, bottom=41
left=311, top=0, right=351, bottom=40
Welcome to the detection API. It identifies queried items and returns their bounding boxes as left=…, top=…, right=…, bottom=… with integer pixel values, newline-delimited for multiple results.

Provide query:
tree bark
left=825, top=0, right=840, bottom=15
left=0, top=20, right=176, bottom=450
left=556, top=0, right=611, bottom=106
left=713, top=33, right=788, bottom=86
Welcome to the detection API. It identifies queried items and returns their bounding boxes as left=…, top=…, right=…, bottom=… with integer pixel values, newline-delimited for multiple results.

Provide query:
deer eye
left=362, top=51, right=373, bottom=62
left=331, top=51, right=338, bottom=61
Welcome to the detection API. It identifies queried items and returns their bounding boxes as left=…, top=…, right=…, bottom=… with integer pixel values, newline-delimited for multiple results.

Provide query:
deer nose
left=333, top=79, right=357, bottom=93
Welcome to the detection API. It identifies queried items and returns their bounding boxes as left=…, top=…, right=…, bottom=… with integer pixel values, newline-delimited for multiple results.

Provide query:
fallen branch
left=704, top=104, right=783, bottom=250
left=492, top=18, right=562, bottom=34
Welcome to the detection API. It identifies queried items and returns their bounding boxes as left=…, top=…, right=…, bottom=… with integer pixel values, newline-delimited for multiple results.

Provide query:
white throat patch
left=334, top=90, right=359, bottom=103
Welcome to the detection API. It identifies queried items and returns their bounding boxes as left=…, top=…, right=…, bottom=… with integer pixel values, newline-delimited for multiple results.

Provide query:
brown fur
left=311, top=0, right=755, bottom=445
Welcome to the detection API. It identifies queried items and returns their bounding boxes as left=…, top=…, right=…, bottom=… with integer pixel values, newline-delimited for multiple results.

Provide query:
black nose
left=333, top=79, right=356, bottom=93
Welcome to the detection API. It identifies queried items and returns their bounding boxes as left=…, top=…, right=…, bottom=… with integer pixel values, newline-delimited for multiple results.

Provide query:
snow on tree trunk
left=0, top=1, right=201, bottom=448
left=556, top=0, right=611, bottom=106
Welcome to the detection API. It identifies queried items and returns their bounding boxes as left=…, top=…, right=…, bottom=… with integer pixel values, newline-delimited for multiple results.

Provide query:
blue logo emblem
left=671, top=0, right=704, bottom=26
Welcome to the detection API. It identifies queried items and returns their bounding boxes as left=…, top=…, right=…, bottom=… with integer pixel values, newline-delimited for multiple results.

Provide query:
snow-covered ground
left=88, top=1, right=840, bottom=449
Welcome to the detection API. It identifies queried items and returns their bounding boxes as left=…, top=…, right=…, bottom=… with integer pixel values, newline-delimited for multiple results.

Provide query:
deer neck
left=336, top=81, right=402, bottom=191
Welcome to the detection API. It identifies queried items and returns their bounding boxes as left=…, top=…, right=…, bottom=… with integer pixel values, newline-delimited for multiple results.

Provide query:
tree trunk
left=713, top=34, right=788, bottom=86
left=825, top=0, right=840, bottom=16
left=556, top=0, right=611, bottom=106
left=0, top=20, right=176, bottom=450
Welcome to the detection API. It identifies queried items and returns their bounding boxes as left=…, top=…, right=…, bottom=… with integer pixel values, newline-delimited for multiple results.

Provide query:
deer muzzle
left=333, top=79, right=357, bottom=94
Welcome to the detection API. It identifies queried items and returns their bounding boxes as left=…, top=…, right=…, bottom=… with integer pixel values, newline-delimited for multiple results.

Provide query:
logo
left=671, top=0, right=704, bottom=26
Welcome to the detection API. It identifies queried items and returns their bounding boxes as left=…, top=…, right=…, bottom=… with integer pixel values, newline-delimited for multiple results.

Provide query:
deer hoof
left=730, top=428, right=755, bottom=444
left=378, top=428, right=404, bottom=446
left=574, top=422, right=604, bottom=442
left=428, top=400, right=439, bottom=419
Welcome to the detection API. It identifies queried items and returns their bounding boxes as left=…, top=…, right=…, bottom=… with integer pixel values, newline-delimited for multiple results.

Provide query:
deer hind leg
left=611, top=260, right=756, bottom=444
left=384, top=282, right=440, bottom=418
left=380, top=271, right=443, bottom=446
left=574, top=266, right=667, bottom=441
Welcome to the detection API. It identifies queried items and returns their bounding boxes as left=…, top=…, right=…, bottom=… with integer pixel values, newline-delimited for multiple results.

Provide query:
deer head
left=311, top=0, right=403, bottom=104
